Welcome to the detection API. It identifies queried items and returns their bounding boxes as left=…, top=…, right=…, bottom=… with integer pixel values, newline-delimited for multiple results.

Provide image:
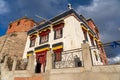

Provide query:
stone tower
left=6, top=16, right=37, bottom=34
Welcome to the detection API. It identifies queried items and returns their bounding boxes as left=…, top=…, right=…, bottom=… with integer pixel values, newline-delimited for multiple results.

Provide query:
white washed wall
left=23, top=15, right=103, bottom=65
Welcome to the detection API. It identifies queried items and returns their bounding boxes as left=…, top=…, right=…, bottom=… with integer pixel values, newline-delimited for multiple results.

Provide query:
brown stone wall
left=0, top=32, right=27, bottom=57
left=6, top=17, right=37, bottom=34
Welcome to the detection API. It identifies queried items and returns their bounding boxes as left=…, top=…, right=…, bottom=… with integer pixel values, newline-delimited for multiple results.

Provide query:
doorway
left=35, top=51, right=46, bottom=73
left=35, top=61, right=41, bottom=73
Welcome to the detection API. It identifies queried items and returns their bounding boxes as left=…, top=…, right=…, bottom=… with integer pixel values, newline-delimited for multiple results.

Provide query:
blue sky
left=0, top=0, right=92, bottom=35
left=0, top=0, right=120, bottom=63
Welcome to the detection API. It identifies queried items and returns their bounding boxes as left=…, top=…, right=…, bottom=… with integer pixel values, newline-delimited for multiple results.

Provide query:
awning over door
left=35, top=44, right=50, bottom=53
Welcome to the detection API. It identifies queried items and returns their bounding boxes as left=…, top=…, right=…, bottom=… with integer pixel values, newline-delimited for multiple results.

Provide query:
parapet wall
left=0, top=43, right=120, bottom=80
left=49, top=65, right=120, bottom=80
left=1, top=64, right=120, bottom=80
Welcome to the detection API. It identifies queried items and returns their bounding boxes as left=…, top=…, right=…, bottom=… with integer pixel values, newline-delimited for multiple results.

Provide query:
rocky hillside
left=0, top=32, right=27, bottom=58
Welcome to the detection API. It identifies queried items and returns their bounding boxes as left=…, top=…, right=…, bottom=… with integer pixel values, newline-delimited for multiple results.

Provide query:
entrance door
left=35, top=61, right=41, bottom=73
left=35, top=51, right=46, bottom=73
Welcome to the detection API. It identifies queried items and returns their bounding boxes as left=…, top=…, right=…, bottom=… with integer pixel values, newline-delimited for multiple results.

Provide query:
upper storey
left=28, top=9, right=100, bottom=39
left=6, top=17, right=37, bottom=34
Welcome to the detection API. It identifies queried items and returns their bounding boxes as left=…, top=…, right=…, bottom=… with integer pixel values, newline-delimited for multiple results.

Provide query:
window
left=52, top=42, right=63, bottom=61
left=95, top=40, right=98, bottom=48
left=30, top=39, right=36, bottom=47
left=9, top=24, right=12, bottom=29
left=95, top=54, right=98, bottom=61
left=89, top=34, right=95, bottom=46
left=39, top=29, right=50, bottom=44
left=54, top=49, right=62, bottom=61
left=40, top=34, right=49, bottom=44
left=94, top=51, right=98, bottom=61
left=55, top=52, right=61, bottom=61
left=17, top=21, right=20, bottom=26
left=53, top=23, right=64, bottom=39
left=54, top=28, right=63, bottom=39
left=82, top=28, right=88, bottom=41
left=29, top=35, right=36, bottom=47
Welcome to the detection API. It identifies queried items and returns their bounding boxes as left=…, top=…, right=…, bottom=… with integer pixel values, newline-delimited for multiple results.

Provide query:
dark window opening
left=40, top=34, right=49, bottom=44
left=94, top=53, right=98, bottom=61
left=17, top=21, right=20, bottom=26
left=39, top=29, right=50, bottom=44
left=89, top=35, right=95, bottom=46
left=53, top=23, right=64, bottom=40
left=30, top=39, right=36, bottom=47
left=82, top=28, right=88, bottom=41
left=54, top=28, right=63, bottom=39
left=29, top=35, right=36, bottom=47
left=9, top=24, right=12, bottom=29
left=94, top=51, right=98, bottom=61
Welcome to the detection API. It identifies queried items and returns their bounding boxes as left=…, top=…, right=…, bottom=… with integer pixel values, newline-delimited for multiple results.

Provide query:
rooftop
left=28, top=9, right=96, bottom=35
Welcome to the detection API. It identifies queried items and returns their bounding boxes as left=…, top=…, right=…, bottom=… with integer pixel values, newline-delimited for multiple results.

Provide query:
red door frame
left=36, top=51, right=47, bottom=64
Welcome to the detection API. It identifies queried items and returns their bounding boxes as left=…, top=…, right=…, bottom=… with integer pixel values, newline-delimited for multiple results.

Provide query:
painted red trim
left=39, top=29, right=50, bottom=36
left=53, top=23, right=64, bottom=30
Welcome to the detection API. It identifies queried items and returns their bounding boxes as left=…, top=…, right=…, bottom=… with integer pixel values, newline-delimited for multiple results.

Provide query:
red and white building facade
left=23, top=9, right=108, bottom=72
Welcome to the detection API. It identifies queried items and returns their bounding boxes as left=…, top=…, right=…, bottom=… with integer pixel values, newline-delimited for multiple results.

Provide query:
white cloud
left=76, top=0, right=120, bottom=43
left=0, top=0, right=10, bottom=15
left=118, top=28, right=120, bottom=31
left=76, top=0, right=120, bottom=64
left=77, top=0, right=120, bottom=18
left=108, top=55, right=120, bottom=64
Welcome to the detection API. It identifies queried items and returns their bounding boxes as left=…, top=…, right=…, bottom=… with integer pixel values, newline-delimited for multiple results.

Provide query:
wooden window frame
left=29, top=35, right=37, bottom=47
left=89, top=35, right=95, bottom=46
left=54, top=49, right=62, bottom=62
left=52, top=42, right=63, bottom=62
left=53, top=23, right=64, bottom=40
left=95, top=54, right=98, bottom=61
left=40, top=34, right=49, bottom=44
left=54, top=28, right=63, bottom=40
left=54, top=51, right=62, bottom=61
left=82, top=28, right=88, bottom=41
left=30, top=38, right=36, bottom=47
